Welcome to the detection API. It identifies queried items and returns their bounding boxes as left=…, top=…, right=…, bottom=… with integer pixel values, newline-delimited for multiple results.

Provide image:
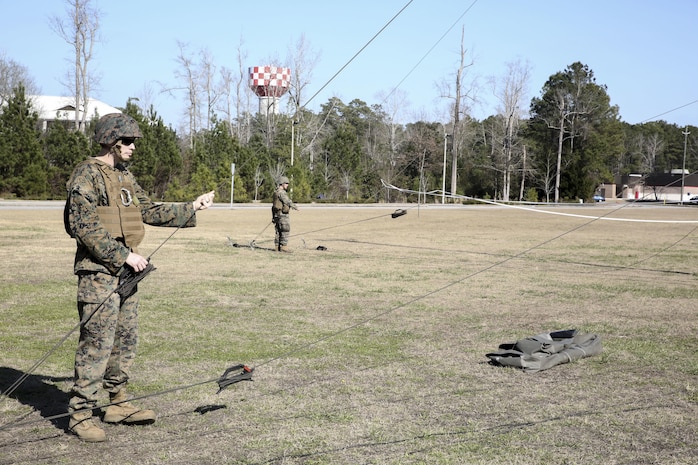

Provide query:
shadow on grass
left=0, top=366, right=72, bottom=433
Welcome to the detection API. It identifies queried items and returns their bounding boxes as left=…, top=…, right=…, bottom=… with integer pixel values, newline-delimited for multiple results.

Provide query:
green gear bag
left=486, top=329, right=602, bottom=373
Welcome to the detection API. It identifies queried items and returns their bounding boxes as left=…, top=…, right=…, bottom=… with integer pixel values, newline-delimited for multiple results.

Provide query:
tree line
left=2, top=0, right=695, bottom=204
left=0, top=65, right=695, bottom=204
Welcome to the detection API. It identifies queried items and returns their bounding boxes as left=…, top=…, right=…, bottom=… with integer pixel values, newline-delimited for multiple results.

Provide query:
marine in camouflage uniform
left=271, top=176, right=299, bottom=252
left=64, top=113, right=215, bottom=442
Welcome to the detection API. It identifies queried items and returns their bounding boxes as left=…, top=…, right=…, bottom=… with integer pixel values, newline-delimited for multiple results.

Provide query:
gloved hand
left=117, top=261, right=156, bottom=298
left=193, top=190, right=215, bottom=210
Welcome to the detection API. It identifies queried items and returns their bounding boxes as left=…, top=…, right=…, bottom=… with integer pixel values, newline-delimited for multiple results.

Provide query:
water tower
left=249, top=66, right=291, bottom=115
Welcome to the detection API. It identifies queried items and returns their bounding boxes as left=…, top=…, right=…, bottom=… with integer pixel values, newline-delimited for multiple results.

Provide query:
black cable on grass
left=226, top=403, right=681, bottom=464
left=598, top=223, right=698, bottom=275
left=226, top=198, right=697, bottom=405
left=5, top=200, right=691, bottom=434
left=3, top=214, right=692, bottom=454
left=399, top=403, right=681, bottom=459
left=245, top=204, right=420, bottom=248
left=0, top=368, right=237, bottom=432
left=318, top=237, right=696, bottom=277
left=243, top=194, right=695, bottom=432
left=381, top=184, right=698, bottom=278
left=242, top=186, right=698, bottom=373
left=252, top=212, right=614, bottom=371
left=5, top=401, right=677, bottom=464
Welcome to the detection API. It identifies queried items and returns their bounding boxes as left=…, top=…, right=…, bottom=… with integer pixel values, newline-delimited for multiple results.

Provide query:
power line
left=639, top=99, right=698, bottom=124
left=303, top=1, right=414, bottom=109
left=381, top=0, right=480, bottom=107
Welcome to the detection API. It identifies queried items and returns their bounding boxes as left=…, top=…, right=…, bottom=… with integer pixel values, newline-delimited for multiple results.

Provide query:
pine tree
left=0, top=85, right=47, bottom=197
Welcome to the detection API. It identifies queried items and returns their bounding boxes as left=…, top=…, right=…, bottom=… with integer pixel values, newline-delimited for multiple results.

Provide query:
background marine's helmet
left=277, top=176, right=290, bottom=185
left=94, top=113, right=143, bottom=146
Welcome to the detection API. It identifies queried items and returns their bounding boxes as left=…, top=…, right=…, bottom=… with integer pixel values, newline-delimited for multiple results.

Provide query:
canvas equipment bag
left=486, top=329, right=602, bottom=373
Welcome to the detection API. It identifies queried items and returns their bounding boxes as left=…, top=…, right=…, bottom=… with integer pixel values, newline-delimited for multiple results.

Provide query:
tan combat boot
left=279, top=245, right=292, bottom=253
left=69, top=410, right=106, bottom=442
left=103, top=390, right=156, bottom=425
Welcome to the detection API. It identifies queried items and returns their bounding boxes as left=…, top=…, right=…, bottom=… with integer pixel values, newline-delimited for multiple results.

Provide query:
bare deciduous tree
left=169, top=41, right=202, bottom=147
left=535, top=149, right=557, bottom=203
left=253, top=165, right=264, bottom=201
left=217, top=37, right=251, bottom=142
left=50, top=0, right=101, bottom=132
left=134, top=82, right=156, bottom=116
left=0, top=53, right=39, bottom=106
left=218, top=66, right=235, bottom=136
left=490, top=59, right=531, bottom=201
left=304, top=99, right=337, bottom=172
left=199, top=48, right=219, bottom=132
left=286, top=34, right=320, bottom=165
left=376, top=88, right=409, bottom=176
left=437, top=25, right=476, bottom=198
left=339, top=169, right=352, bottom=200
left=637, top=133, right=664, bottom=173
left=287, top=33, right=319, bottom=115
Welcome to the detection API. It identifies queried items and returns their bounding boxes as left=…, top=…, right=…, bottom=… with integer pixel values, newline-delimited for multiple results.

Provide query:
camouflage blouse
left=272, top=186, right=297, bottom=216
left=65, top=158, right=196, bottom=275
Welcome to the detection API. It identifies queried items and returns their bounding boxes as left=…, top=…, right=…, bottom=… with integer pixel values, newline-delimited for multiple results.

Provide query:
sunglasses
left=119, top=138, right=137, bottom=146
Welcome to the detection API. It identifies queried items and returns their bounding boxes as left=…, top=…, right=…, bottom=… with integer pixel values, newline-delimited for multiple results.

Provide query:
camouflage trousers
left=69, top=271, right=139, bottom=413
left=274, top=214, right=291, bottom=247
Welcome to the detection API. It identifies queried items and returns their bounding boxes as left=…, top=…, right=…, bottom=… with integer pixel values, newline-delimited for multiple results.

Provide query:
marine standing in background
left=271, top=176, right=299, bottom=252
left=64, top=113, right=215, bottom=442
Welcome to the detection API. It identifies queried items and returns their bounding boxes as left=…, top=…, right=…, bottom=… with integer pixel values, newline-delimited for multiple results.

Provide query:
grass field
left=0, top=201, right=696, bottom=465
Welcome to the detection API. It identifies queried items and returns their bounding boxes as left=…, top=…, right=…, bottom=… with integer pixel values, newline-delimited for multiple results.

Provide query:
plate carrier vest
left=94, top=161, right=146, bottom=253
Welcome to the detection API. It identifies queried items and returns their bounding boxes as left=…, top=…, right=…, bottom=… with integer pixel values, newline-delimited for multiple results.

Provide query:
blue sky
left=2, top=0, right=697, bottom=128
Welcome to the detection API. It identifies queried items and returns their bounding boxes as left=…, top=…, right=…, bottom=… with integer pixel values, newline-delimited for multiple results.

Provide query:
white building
left=28, top=95, right=121, bottom=131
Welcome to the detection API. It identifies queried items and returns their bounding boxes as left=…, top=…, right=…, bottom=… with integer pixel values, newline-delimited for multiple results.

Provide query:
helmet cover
left=94, top=113, right=143, bottom=146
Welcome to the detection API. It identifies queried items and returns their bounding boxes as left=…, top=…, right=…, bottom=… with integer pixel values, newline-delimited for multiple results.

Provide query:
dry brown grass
left=0, top=201, right=697, bottom=464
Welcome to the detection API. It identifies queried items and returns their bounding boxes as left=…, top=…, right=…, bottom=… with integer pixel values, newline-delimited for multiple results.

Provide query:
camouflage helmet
left=94, top=113, right=143, bottom=146
left=277, top=176, right=290, bottom=185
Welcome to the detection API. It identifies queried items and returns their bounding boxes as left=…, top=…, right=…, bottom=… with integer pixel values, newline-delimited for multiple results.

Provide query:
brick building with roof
left=604, top=171, right=698, bottom=203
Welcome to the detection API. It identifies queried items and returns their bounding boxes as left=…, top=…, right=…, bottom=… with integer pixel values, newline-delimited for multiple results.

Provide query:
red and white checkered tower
left=249, top=66, right=291, bottom=115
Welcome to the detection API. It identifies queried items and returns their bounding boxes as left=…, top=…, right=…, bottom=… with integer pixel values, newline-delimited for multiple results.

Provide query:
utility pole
left=230, top=163, right=235, bottom=208
left=290, top=120, right=298, bottom=166
left=442, top=130, right=449, bottom=204
left=681, top=127, right=689, bottom=205
left=519, top=145, right=527, bottom=201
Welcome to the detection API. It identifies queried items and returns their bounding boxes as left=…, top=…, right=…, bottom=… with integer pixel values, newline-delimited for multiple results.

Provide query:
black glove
left=116, top=262, right=157, bottom=299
